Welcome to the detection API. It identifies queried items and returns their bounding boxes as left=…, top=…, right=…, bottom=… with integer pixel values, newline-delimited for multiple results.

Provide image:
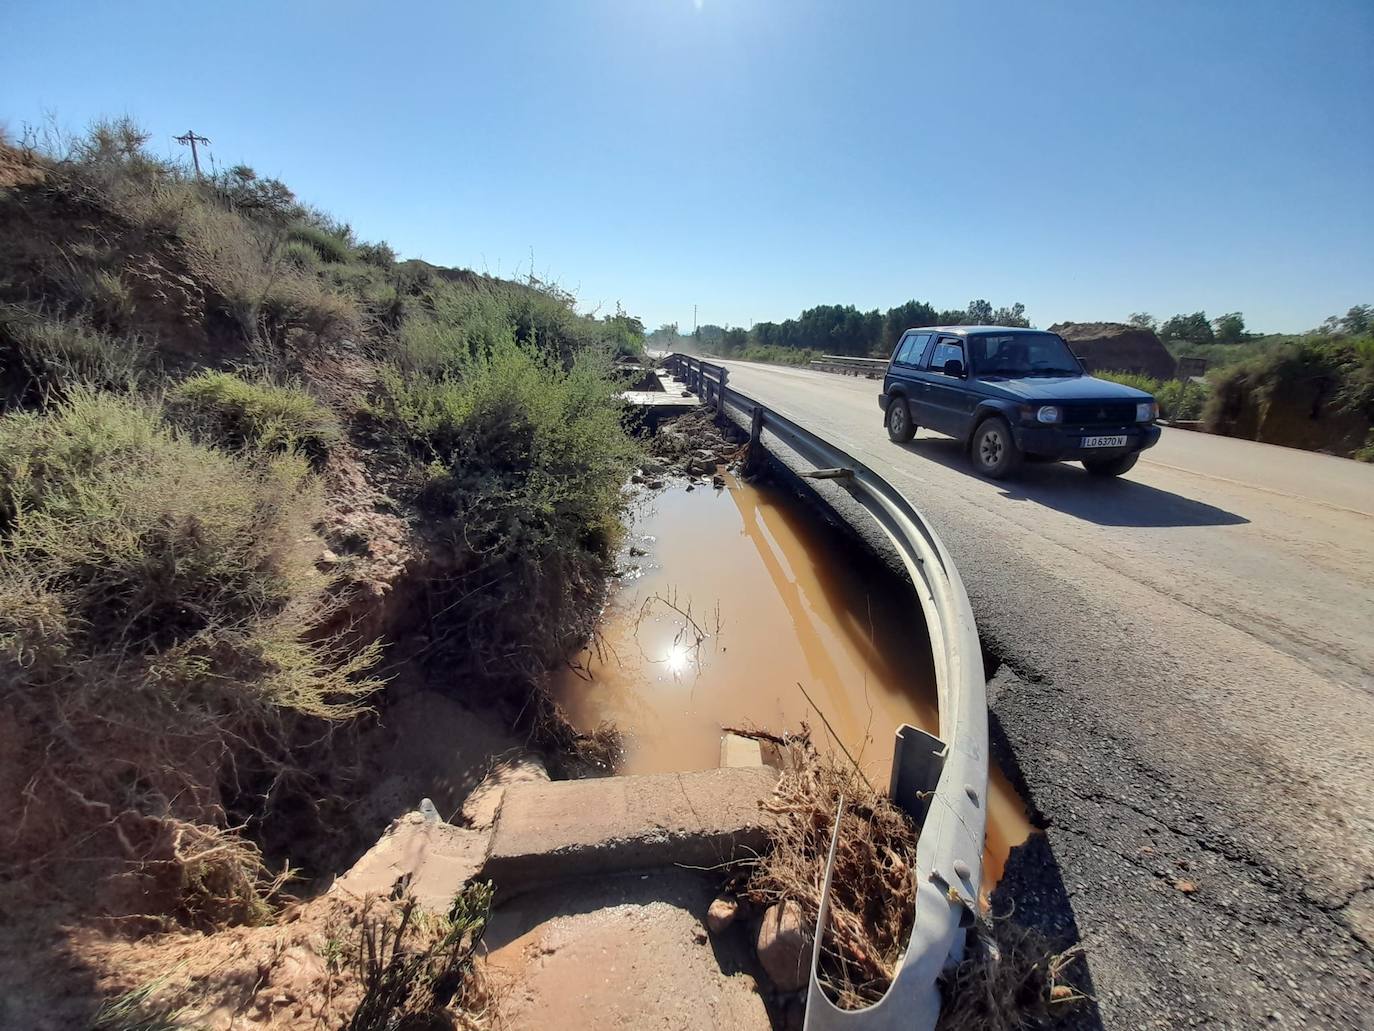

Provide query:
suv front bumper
left=1014, top=422, right=1161, bottom=459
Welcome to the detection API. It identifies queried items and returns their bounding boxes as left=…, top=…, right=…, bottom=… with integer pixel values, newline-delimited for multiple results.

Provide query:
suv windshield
left=969, top=333, right=1081, bottom=378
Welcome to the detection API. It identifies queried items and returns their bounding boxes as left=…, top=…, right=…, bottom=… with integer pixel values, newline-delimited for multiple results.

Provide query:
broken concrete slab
left=332, top=810, right=488, bottom=913
left=481, top=766, right=779, bottom=893
left=720, top=732, right=764, bottom=768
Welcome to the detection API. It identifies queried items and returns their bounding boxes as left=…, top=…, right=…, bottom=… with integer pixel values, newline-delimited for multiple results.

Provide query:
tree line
left=1128, top=305, right=1372, bottom=346
left=645, top=301, right=1374, bottom=358
left=646, top=298, right=1030, bottom=358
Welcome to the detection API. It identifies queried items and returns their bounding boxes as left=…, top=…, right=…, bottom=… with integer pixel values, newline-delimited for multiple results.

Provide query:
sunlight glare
left=665, top=640, right=690, bottom=675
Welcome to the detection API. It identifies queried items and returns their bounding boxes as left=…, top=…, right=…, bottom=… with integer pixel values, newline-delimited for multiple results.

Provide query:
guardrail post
left=717, top=367, right=728, bottom=416
left=743, top=404, right=765, bottom=475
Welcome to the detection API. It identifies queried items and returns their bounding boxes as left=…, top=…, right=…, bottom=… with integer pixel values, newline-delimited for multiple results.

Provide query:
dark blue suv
left=878, top=326, right=1160, bottom=479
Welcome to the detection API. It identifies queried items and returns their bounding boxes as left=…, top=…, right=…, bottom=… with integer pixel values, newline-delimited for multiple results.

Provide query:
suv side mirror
left=943, top=358, right=965, bottom=378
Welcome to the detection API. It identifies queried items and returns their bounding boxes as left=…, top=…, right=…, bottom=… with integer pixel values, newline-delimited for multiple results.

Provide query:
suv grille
left=1063, top=402, right=1136, bottom=425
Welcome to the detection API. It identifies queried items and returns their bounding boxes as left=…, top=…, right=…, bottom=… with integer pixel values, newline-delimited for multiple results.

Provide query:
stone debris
left=756, top=899, right=810, bottom=992
left=707, top=895, right=739, bottom=934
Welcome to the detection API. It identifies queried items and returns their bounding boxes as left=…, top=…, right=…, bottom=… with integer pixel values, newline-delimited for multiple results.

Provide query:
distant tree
left=213, top=164, right=299, bottom=223
left=1128, top=312, right=1158, bottom=331
left=1212, top=312, right=1245, bottom=344
left=601, top=303, right=646, bottom=358
left=1341, top=304, right=1372, bottom=336
left=881, top=300, right=938, bottom=352
left=992, top=302, right=1030, bottom=327
left=1160, top=312, right=1214, bottom=344
left=720, top=327, right=748, bottom=352
left=966, top=299, right=994, bottom=324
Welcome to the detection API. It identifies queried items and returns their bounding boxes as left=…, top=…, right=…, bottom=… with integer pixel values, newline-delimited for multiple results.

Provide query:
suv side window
left=926, top=337, right=965, bottom=375
left=893, top=332, right=931, bottom=366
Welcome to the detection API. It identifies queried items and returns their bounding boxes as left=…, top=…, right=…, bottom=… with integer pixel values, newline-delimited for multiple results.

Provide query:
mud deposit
left=553, top=469, right=1032, bottom=888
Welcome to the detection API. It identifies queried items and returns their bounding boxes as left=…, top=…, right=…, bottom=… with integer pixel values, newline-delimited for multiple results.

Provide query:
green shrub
left=1094, top=370, right=1159, bottom=394
left=1094, top=369, right=1210, bottom=421
left=0, top=310, right=147, bottom=406
left=355, top=240, right=398, bottom=267
left=1155, top=378, right=1209, bottom=421
left=258, top=271, right=362, bottom=350
left=283, top=238, right=322, bottom=271
left=1356, top=431, right=1374, bottom=463
left=0, top=390, right=378, bottom=912
left=1203, top=336, right=1374, bottom=452
left=373, top=336, right=637, bottom=686
left=286, top=221, right=353, bottom=264
left=0, top=390, right=372, bottom=703
left=1205, top=337, right=1371, bottom=423
left=167, top=370, right=339, bottom=464
left=739, top=344, right=816, bottom=365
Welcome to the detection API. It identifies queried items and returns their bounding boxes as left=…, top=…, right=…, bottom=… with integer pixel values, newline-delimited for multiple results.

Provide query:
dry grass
left=521, top=685, right=624, bottom=776
left=345, top=883, right=498, bottom=1031
left=0, top=390, right=381, bottom=921
left=936, top=926, right=1088, bottom=1031
left=737, top=734, right=1087, bottom=1028
left=739, top=734, right=918, bottom=1008
left=82, top=886, right=502, bottom=1031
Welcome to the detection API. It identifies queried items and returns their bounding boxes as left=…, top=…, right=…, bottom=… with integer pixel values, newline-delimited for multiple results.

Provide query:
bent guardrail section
left=662, top=354, right=988, bottom=1031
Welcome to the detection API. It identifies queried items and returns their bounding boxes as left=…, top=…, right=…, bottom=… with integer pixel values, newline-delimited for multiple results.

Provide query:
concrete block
left=482, top=766, right=779, bottom=893
left=332, top=811, right=489, bottom=913
left=719, top=732, right=764, bottom=768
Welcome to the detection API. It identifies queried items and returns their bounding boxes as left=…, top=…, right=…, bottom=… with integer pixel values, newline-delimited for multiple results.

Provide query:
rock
left=316, top=548, right=339, bottom=568
left=756, top=900, right=809, bottom=992
left=707, top=896, right=738, bottom=934
left=640, top=460, right=667, bottom=476
left=712, top=473, right=726, bottom=489
left=685, top=484, right=695, bottom=492
left=628, top=546, right=647, bottom=557
left=645, top=479, right=664, bottom=490
left=630, top=472, right=646, bottom=484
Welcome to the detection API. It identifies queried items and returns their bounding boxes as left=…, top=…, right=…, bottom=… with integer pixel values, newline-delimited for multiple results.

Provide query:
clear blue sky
left=4, top=1, right=1371, bottom=334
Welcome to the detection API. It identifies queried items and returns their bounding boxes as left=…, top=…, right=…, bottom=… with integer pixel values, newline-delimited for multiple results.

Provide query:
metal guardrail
left=663, top=354, right=989, bottom=1031
left=810, top=354, right=889, bottom=377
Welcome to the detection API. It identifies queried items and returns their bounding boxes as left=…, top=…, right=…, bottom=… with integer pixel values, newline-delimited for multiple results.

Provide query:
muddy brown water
left=552, top=470, right=1032, bottom=891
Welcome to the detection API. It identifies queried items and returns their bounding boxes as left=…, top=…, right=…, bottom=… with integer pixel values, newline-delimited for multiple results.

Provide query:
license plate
left=1082, top=435, right=1127, bottom=448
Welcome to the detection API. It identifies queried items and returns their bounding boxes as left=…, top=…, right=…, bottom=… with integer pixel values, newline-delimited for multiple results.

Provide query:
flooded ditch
left=553, top=454, right=1032, bottom=891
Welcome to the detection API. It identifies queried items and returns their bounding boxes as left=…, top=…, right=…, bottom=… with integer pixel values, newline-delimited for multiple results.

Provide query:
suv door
left=886, top=331, right=932, bottom=420
left=921, top=336, right=972, bottom=437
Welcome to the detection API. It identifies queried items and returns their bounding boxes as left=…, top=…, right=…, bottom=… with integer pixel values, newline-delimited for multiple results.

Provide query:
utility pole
left=174, top=130, right=211, bottom=178
left=693, top=304, right=698, bottom=336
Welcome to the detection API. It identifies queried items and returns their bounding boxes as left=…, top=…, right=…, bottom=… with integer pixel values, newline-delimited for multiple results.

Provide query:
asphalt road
left=716, top=359, right=1374, bottom=1029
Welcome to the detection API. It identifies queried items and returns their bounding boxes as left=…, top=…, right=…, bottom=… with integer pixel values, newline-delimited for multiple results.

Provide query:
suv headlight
left=1136, top=401, right=1158, bottom=422
left=1036, top=405, right=1062, bottom=424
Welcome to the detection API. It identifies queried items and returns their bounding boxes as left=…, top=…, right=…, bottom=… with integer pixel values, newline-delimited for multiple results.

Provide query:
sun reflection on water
left=664, top=640, right=690, bottom=675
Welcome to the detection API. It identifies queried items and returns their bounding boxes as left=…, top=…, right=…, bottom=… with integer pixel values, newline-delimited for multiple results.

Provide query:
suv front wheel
left=886, top=397, right=916, bottom=442
left=971, top=417, right=1021, bottom=479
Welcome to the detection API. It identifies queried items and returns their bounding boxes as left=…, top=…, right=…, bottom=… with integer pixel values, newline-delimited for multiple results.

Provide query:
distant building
left=1049, top=322, right=1178, bottom=380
